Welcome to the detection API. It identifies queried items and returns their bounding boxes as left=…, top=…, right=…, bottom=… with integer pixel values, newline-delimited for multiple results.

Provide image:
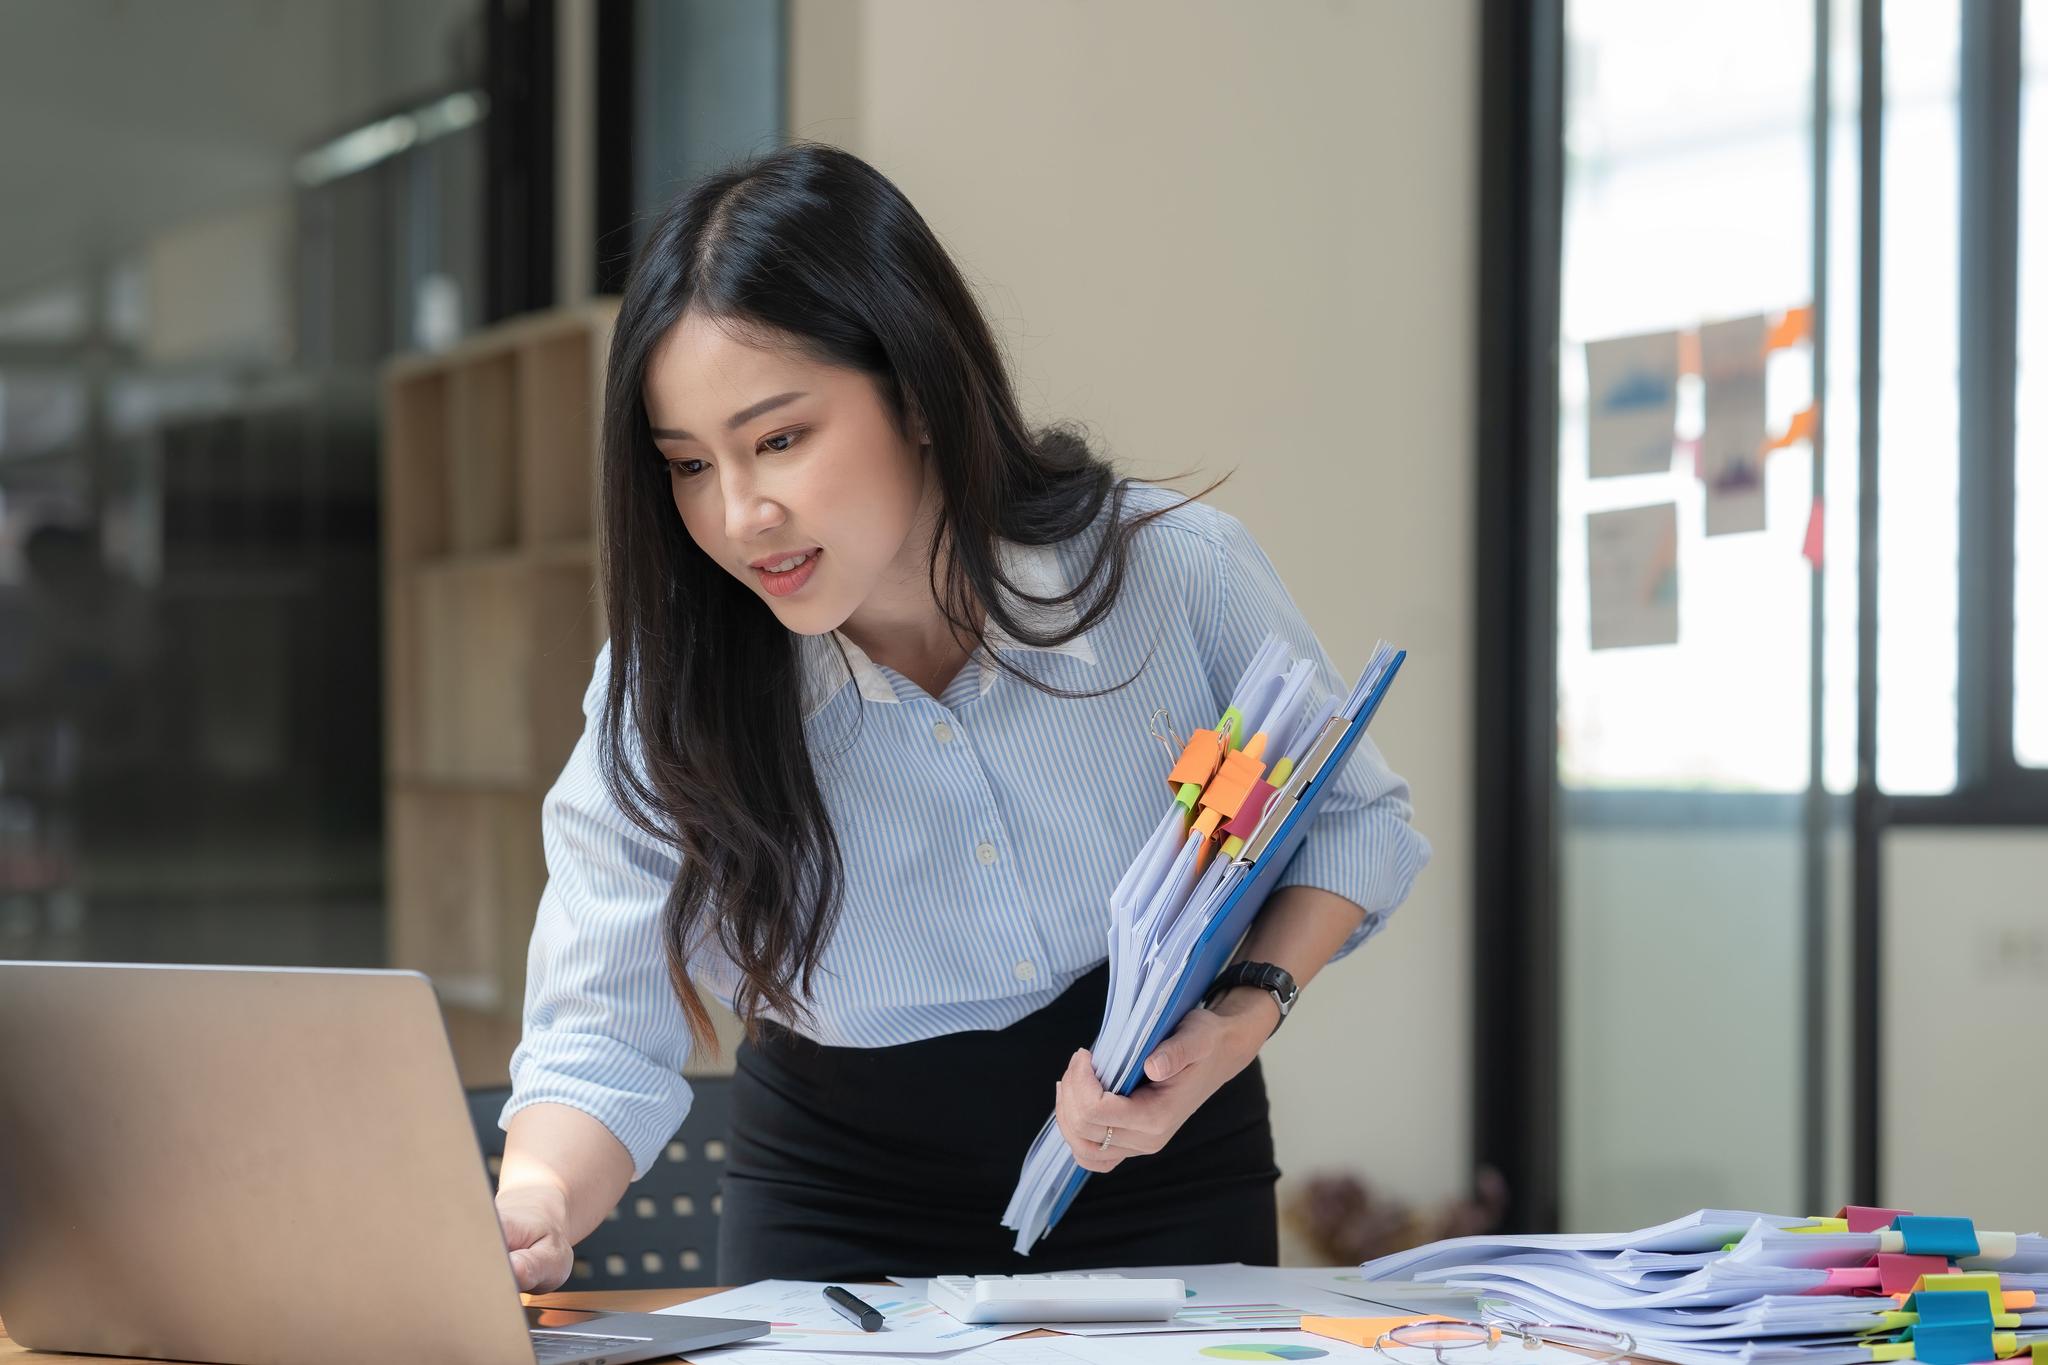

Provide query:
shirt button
left=1014, top=960, right=1037, bottom=982
left=933, top=721, right=954, bottom=744
left=975, top=841, right=997, bottom=865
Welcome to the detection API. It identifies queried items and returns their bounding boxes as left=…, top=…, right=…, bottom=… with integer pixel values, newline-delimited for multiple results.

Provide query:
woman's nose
left=723, top=483, right=785, bottom=543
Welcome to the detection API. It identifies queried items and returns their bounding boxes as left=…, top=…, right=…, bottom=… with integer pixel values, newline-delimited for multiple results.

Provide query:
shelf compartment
left=519, top=330, right=603, bottom=546
left=447, top=350, right=520, bottom=554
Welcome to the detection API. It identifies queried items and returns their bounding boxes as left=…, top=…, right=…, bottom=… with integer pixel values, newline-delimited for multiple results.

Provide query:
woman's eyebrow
left=649, top=391, right=808, bottom=442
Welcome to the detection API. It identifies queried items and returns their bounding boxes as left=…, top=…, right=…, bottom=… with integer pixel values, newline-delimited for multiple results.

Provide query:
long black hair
left=595, top=141, right=1225, bottom=1052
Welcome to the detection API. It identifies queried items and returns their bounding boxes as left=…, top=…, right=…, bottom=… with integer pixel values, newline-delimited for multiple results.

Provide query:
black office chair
left=466, top=1078, right=732, bottom=1289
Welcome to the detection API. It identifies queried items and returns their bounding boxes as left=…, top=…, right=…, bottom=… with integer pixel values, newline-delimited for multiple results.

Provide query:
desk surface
left=0, top=1286, right=1060, bottom=1364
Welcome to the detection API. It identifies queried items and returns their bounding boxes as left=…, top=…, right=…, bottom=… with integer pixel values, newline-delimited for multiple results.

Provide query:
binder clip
left=1908, top=1274, right=2021, bottom=1327
left=1897, top=1288, right=2003, bottom=1365
left=1878, top=1254, right=1955, bottom=1295
left=1198, top=732, right=1268, bottom=826
left=1892, top=1216, right=1981, bottom=1260
left=1163, top=708, right=1243, bottom=816
left=1840, top=1206, right=1914, bottom=1234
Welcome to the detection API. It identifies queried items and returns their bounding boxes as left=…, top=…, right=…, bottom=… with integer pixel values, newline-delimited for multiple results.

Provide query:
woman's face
left=642, top=311, right=934, bottom=637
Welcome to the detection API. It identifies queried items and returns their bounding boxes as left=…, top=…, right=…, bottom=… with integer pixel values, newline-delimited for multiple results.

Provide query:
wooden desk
left=0, top=1286, right=776, bottom=1364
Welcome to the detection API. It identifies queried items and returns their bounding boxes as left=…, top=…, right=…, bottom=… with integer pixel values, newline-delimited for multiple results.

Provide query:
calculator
left=925, top=1272, right=1187, bottom=1323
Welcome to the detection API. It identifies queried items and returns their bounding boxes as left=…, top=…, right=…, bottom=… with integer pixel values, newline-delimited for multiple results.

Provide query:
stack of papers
left=1002, top=633, right=1408, bottom=1253
left=1344, top=1208, right=2048, bottom=1365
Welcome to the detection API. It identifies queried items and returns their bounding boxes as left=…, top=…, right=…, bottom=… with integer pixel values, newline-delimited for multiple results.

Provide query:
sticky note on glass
left=1585, top=329, right=1680, bottom=478
left=1700, top=313, right=1770, bottom=536
left=1588, top=502, right=1680, bottom=650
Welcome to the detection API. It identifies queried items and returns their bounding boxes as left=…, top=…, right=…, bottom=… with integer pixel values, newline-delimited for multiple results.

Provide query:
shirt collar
left=795, top=537, right=1099, bottom=719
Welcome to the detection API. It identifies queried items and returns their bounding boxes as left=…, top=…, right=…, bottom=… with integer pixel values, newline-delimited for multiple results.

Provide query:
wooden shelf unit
left=381, top=300, right=616, bottom=1083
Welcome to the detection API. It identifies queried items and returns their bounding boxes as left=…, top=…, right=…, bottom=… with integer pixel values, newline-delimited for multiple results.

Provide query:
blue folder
left=1040, top=648, right=1407, bottom=1236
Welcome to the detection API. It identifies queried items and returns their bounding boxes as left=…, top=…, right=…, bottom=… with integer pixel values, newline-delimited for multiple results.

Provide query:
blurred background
left=0, top=0, right=2042, bottom=1267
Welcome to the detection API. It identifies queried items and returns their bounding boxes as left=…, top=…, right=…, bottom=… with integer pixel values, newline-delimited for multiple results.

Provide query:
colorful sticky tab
left=1974, top=1231, right=2020, bottom=1261
left=1768, top=304, right=1815, bottom=351
left=1896, top=1216, right=1982, bottom=1259
left=1222, top=778, right=1278, bottom=841
left=1766, top=403, right=1821, bottom=454
left=1812, top=1267, right=1883, bottom=1294
left=1803, top=495, right=1826, bottom=568
left=1839, top=1206, right=1914, bottom=1234
left=1792, top=1217, right=1853, bottom=1234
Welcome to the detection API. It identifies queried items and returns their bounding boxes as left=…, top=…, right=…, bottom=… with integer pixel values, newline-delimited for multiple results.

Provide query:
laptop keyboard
left=529, top=1328, right=655, bottom=1362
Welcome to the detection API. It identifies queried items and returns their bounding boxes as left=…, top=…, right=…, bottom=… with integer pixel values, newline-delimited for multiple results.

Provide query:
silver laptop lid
left=0, top=961, right=536, bottom=1365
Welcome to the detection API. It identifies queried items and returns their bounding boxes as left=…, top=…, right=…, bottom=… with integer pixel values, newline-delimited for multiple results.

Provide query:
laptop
left=0, top=960, right=770, bottom=1365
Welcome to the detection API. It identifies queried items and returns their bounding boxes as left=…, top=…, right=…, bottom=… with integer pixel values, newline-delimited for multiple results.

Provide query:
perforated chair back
left=467, top=1078, right=732, bottom=1289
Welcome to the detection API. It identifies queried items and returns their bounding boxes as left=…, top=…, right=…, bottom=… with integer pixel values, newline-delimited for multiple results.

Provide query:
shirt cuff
left=501, top=1032, right=696, bottom=1182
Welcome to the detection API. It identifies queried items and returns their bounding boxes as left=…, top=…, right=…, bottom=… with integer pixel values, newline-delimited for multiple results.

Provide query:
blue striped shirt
left=501, top=482, right=1431, bottom=1179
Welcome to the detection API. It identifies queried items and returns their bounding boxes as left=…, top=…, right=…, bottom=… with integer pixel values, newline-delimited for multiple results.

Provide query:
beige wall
left=1883, top=829, right=2048, bottom=1231
left=791, top=0, right=1479, bottom=1256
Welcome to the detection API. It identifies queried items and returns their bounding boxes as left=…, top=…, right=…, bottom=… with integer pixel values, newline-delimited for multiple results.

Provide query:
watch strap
left=1202, top=960, right=1299, bottom=1035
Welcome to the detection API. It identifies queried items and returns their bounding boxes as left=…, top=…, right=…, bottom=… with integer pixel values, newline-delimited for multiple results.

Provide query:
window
left=1555, top=0, right=1819, bottom=793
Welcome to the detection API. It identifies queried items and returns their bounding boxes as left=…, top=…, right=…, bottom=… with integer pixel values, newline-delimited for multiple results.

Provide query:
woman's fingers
left=1056, top=1051, right=1175, bottom=1160
left=1062, top=1051, right=1167, bottom=1146
left=1054, top=1079, right=1123, bottom=1171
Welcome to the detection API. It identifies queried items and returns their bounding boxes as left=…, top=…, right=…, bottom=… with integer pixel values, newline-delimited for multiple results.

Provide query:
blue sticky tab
left=1907, top=1291, right=1995, bottom=1365
left=1896, top=1215, right=1981, bottom=1259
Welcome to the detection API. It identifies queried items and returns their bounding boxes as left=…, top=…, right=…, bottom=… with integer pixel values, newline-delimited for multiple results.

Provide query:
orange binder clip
left=1199, top=732, right=1269, bottom=825
left=1166, top=707, right=1245, bottom=815
left=1166, top=729, right=1225, bottom=811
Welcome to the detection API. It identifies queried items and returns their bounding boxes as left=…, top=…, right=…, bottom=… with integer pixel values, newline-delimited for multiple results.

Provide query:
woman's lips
left=756, top=548, right=820, bottom=597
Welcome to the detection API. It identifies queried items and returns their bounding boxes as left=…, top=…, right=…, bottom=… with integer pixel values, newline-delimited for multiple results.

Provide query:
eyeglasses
left=1373, top=1319, right=1636, bottom=1365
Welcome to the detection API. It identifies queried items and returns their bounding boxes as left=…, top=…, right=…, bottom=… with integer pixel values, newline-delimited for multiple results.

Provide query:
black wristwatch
left=1202, top=961, right=1299, bottom=1035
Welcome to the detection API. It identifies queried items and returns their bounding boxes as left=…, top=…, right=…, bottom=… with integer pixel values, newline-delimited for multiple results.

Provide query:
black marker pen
left=822, top=1284, right=885, bottom=1332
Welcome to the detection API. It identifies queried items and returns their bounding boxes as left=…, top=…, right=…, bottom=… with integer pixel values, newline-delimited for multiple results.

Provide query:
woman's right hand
left=497, top=1183, right=575, bottom=1293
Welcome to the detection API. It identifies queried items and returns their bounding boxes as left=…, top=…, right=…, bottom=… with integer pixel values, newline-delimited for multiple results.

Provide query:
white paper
left=1040, top=1328, right=1380, bottom=1362
left=1350, top=1210, right=1809, bottom=1280
left=1699, top=314, right=1768, bottom=536
left=687, top=1343, right=1093, bottom=1365
left=1587, top=503, right=1679, bottom=650
left=661, top=1280, right=1025, bottom=1355
left=1585, top=330, right=1680, bottom=478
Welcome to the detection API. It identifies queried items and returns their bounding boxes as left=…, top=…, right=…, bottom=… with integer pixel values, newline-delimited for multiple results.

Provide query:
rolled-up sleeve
left=1196, top=509, right=1432, bottom=963
left=499, top=641, right=697, bottom=1180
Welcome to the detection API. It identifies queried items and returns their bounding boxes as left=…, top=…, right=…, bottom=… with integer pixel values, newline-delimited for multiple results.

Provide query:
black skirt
left=716, top=960, right=1280, bottom=1283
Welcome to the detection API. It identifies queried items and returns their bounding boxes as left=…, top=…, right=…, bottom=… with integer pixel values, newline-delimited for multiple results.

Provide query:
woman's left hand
left=1053, top=989, right=1275, bottom=1173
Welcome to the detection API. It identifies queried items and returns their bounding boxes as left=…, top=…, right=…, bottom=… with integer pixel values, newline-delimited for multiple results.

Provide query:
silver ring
left=1099, top=1126, right=1114, bottom=1151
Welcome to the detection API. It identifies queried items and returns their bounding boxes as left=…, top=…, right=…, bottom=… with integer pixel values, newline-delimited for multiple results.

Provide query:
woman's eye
left=761, top=428, right=805, bottom=454
left=667, top=458, right=708, bottom=478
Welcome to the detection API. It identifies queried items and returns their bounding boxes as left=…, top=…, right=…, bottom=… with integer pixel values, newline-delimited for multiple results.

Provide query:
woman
left=493, top=142, right=1430, bottom=1289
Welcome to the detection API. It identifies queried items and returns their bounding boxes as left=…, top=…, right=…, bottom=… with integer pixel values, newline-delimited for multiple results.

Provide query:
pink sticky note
left=1806, top=1267, right=1883, bottom=1294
